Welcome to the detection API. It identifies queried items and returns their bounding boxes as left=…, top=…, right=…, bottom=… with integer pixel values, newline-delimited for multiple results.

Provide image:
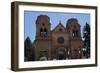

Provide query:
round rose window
left=57, top=37, right=64, bottom=44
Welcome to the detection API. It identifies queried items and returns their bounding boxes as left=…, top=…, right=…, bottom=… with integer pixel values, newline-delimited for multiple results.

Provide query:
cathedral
left=33, top=15, right=83, bottom=61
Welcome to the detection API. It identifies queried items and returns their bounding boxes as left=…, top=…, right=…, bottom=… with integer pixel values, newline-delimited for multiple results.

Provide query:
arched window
left=40, top=28, right=43, bottom=36
left=40, top=28, right=47, bottom=37
left=40, top=28, right=43, bottom=32
left=72, top=30, right=78, bottom=37
left=72, top=30, right=75, bottom=37
left=75, top=30, right=78, bottom=37
left=43, top=28, right=47, bottom=37
left=44, top=28, right=47, bottom=32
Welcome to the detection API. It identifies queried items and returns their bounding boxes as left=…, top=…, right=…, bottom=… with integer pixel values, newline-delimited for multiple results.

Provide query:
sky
left=24, top=11, right=90, bottom=42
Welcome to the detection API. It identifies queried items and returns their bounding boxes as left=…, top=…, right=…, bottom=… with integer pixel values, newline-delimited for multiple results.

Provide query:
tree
left=24, top=37, right=34, bottom=61
left=83, top=22, right=90, bottom=58
left=28, top=42, right=35, bottom=61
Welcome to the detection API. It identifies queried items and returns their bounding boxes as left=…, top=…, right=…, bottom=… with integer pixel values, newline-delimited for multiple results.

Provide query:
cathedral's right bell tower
left=66, top=18, right=81, bottom=39
left=66, top=18, right=83, bottom=59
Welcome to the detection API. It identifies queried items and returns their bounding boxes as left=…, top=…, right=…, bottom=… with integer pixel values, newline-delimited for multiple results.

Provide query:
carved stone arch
left=56, top=47, right=67, bottom=60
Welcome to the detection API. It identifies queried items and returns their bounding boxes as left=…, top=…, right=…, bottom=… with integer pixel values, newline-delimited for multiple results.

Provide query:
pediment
left=52, top=24, right=67, bottom=32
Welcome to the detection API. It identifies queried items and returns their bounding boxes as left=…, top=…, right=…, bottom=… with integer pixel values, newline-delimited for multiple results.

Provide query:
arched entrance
left=56, top=47, right=67, bottom=60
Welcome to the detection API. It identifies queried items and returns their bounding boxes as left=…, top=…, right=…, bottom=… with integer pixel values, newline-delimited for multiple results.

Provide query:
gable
left=52, top=24, right=67, bottom=32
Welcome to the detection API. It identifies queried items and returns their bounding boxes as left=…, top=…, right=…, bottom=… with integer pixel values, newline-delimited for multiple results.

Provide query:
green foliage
left=83, top=22, right=90, bottom=58
left=24, top=37, right=35, bottom=61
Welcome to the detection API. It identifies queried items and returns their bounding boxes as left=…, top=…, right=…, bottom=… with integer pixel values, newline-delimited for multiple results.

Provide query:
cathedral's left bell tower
left=35, top=15, right=51, bottom=39
left=34, top=15, right=51, bottom=61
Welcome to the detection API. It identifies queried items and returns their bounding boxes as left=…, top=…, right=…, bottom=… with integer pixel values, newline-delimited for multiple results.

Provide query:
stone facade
left=34, top=15, right=83, bottom=61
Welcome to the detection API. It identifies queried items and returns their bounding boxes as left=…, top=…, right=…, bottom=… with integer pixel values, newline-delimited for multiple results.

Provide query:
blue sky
left=24, top=11, right=90, bottom=42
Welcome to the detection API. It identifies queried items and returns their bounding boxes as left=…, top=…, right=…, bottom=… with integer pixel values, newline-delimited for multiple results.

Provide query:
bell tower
left=34, top=15, right=51, bottom=60
left=66, top=18, right=83, bottom=59
left=35, top=15, right=51, bottom=40
left=66, top=18, right=81, bottom=39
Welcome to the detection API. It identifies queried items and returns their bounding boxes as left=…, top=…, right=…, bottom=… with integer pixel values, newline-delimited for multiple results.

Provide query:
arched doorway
left=56, top=47, right=67, bottom=60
